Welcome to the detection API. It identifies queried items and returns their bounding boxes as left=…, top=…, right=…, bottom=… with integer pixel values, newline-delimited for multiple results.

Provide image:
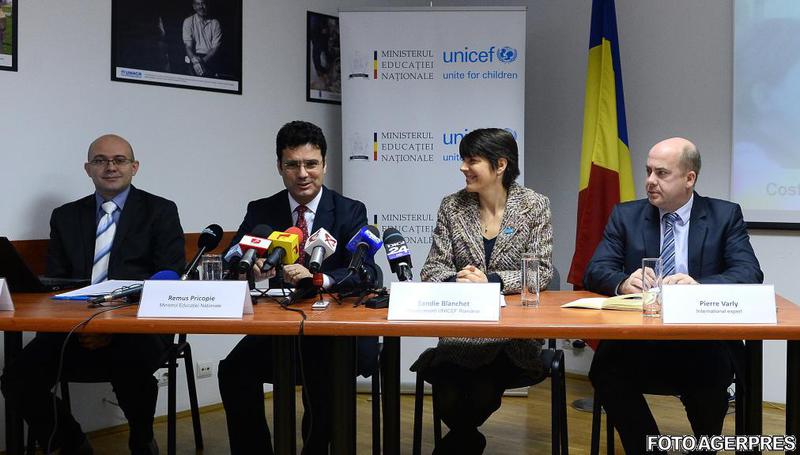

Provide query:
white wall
left=0, top=0, right=396, bottom=448
left=2, top=0, right=798, bottom=448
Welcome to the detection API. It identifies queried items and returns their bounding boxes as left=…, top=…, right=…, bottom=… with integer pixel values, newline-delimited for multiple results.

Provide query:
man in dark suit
left=584, top=137, right=763, bottom=455
left=1, top=134, right=185, bottom=455
left=218, top=121, right=379, bottom=455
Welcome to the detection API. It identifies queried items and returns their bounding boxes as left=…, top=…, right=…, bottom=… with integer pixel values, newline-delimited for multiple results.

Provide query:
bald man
left=1, top=135, right=184, bottom=454
left=584, top=138, right=763, bottom=455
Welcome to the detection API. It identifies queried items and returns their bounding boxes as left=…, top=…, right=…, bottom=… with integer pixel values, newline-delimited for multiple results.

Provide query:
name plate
left=0, top=279, right=13, bottom=311
left=662, top=284, right=776, bottom=324
left=138, top=280, right=253, bottom=319
left=388, top=282, right=501, bottom=321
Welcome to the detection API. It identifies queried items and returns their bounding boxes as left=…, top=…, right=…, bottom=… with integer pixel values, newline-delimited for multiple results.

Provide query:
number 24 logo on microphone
left=387, top=244, right=409, bottom=255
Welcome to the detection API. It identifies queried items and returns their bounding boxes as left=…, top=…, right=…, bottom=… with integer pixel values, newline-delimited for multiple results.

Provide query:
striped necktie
left=660, top=212, right=680, bottom=276
left=295, top=205, right=309, bottom=265
left=91, top=201, right=118, bottom=284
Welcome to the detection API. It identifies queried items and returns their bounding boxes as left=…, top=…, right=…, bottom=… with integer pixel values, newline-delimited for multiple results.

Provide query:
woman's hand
left=456, top=265, right=488, bottom=283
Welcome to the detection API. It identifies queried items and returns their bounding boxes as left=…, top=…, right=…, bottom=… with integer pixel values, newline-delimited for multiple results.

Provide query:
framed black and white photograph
left=307, top=11, right=341, bottom=104
left=0, top=0, right=17, bottom=72
left=111, top=0, right=243, bottom=94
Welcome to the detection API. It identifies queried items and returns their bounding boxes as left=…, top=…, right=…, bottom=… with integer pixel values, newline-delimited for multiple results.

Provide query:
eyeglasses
left=282, top=159, right=321, bottom=171
left=88, top=157, right=134, bottom=167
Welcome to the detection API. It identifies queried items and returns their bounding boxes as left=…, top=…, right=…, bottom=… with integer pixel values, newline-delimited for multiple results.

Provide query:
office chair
left=25, top=334, right=203, bottom=455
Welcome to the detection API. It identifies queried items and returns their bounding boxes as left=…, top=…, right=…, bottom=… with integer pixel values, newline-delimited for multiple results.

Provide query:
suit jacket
left=47, top=185, right=186, bottom=280
left=418, top=182, right=553, bottom=373
left=583, top=193, right=763, bottom=383
left=229, top=186, right=379, bottom=376
left=229, top=185, right=379, bottom=287
left=584, top=193, right=763, bottom=296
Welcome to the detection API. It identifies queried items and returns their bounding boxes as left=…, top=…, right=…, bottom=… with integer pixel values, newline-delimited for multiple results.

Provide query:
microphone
left=88, top=270, right=179, bottom=306
left=261, top=227, right=304, bottom=273
left=304, top=228, right=338, bottom=273
left=236, top=225, right=274, bottom=275
left=345, top=225, right=383, bottom=273
left=181, top=224, right=224, bottom=280
left=382, top=227, right=413, bottom=281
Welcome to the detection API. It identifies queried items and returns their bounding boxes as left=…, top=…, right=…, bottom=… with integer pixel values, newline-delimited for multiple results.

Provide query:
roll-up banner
left=340, top=7, right=526, bottom=384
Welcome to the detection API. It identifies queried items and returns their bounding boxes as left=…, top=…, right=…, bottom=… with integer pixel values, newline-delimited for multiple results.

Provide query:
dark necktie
left=295, top=205, right=309, bottom=265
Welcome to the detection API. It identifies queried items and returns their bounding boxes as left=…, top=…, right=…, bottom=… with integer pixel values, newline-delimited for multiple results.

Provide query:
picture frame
left=307, top=11, right=341, bottom=104
left=0, top=0, right=17, bottom=72
left=111, top=0, right=243, bottom=94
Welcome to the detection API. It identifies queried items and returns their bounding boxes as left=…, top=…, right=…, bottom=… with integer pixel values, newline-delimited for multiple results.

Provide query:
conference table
left=3, top=290, right=800, bottom=455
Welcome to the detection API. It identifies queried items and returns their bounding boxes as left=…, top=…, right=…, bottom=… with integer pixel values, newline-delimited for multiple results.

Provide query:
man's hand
left=663, top=273, right=698, bottom=285
left=618, top=267, right=657, bottom=294
left=247, top=258, right=277, bottom=283
left=456, top=265, right=488, bottom=283
left=282, top=264, right=313, bottom=286
left=78, top=333, right=112, bottom=350
left=192, top=62, right=206, bottom=76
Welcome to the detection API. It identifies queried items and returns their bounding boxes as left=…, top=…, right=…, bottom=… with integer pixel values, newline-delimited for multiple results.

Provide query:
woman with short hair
left=412, top=127, right=554, bottom=454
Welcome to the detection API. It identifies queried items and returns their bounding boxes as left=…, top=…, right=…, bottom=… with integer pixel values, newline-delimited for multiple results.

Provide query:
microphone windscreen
left=251, top=224, right=274, bottom=238
left=224, top=244, right=243, bottom=263
left=285, top=226, right=304, bottom=243
left=197, top=224, right=224, bottom=250
left=383, top=227, right=411, bottom=260
left=150, top=270, right=180, bottom=280
left=364, top=225, right=383, bottom=255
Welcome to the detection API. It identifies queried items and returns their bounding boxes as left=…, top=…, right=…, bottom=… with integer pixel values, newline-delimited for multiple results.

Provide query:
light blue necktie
left=660, top=212, right=679, bottom=276
left=91, top=201, right=117, bottom=284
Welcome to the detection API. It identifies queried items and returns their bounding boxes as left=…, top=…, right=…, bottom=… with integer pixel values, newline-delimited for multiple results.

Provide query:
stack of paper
left=561, top=293, right=642, bottom=311
left=53, top=280, right=142, bottom=300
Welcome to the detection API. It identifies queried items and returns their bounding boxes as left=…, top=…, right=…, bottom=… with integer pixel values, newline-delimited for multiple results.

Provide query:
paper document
left=561, top=294, right=642, bottom=311
left=53, top=280, right=142, bottom=300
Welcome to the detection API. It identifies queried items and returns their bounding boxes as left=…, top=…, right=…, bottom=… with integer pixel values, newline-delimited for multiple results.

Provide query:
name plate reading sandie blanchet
left=138, top=280, right=252, bottom=319
left=662, top=284, right=776, bottom=324
left=388, top=282, right=501, bottom=321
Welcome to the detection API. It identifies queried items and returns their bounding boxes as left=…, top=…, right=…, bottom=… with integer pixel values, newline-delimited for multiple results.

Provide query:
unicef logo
left=496, top=47, right=518, bottom=63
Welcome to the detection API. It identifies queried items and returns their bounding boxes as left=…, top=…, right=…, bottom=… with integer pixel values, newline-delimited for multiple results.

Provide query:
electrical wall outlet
left=157, top=370, right=170, bottom=387
left=197, top=361, right=214, bottom=379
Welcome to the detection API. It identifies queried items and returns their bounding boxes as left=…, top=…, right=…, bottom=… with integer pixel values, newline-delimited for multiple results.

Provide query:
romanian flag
left=567, top=0, right=635, bottom=289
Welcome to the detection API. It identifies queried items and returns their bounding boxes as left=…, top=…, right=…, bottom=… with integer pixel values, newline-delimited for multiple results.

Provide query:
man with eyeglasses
left=1, top=134, right=185, bottom=455
left=218, top=120, right=380, bottom=454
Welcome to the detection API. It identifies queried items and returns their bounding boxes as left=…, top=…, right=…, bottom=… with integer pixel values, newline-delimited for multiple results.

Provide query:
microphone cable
left=274, top=275, right=314, bottom=451
left=47, top=301, right=137, bottom=454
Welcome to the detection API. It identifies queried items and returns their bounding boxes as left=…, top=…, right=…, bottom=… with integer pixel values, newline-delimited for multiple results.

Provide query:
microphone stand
left=246, top=267, right=255, bottom=291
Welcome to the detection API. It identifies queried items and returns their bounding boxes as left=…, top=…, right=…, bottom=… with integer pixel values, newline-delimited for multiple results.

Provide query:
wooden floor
left=74, top=375, right=785, bottom=454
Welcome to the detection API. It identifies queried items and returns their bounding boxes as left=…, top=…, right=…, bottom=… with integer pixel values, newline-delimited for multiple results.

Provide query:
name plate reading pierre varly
left=661, top=284, right=776, bottom=324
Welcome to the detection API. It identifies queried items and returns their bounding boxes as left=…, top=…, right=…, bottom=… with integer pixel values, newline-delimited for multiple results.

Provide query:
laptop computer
left=0, top=237, right=89, bottom=292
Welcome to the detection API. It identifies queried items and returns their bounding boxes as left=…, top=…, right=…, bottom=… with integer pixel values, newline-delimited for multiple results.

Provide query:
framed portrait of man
left=307, top=11, right=341, bottom=104
left=0, top=0, right=17, bottom=72
left=111, top=0, right=243, bottom=94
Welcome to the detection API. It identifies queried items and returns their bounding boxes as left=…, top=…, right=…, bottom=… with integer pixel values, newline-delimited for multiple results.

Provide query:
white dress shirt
left=287, top=188, right=332, bottom=288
